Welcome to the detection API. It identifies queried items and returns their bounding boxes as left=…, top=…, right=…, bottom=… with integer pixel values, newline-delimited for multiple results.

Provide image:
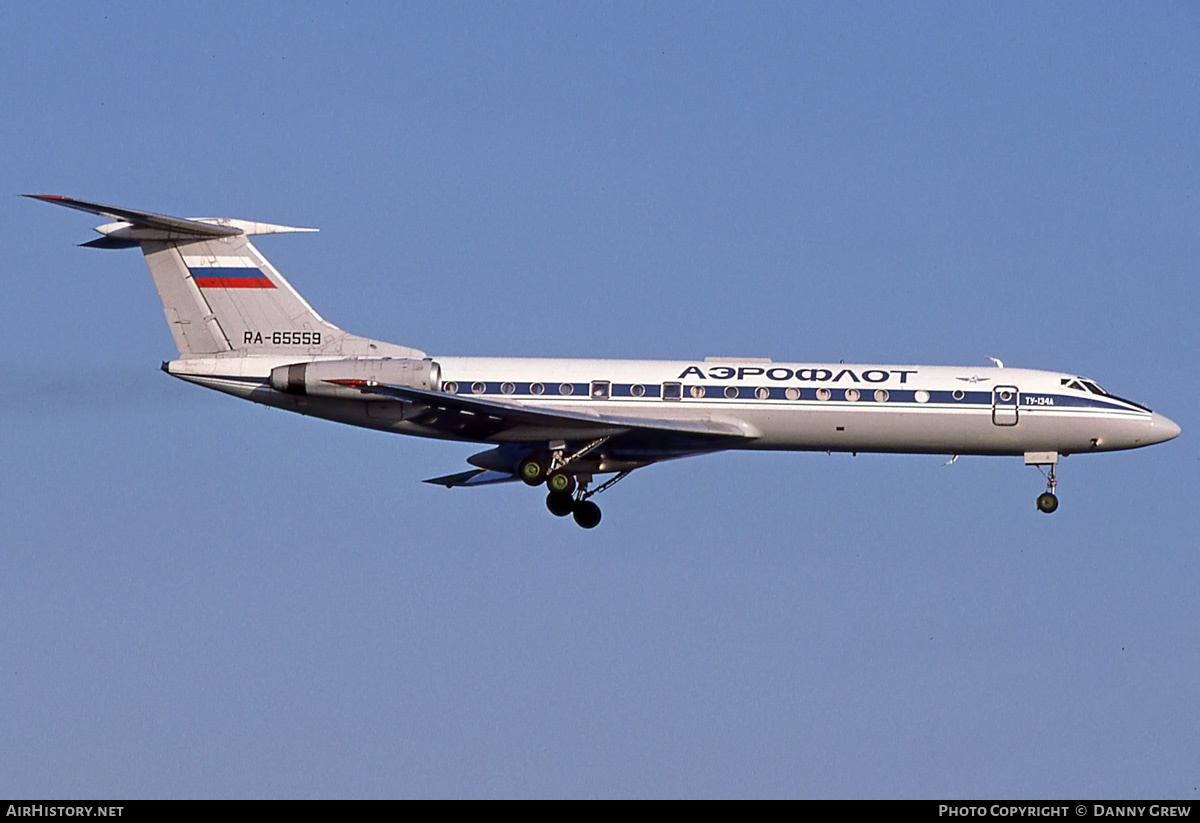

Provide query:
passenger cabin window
left=591, top=381, right=610, bottom=400
left=662, top=382, right=682, bottom=401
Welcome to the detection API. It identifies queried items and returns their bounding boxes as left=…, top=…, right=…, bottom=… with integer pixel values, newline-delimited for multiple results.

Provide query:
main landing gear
left=518, top=440, right=628, bottom=529
left=1025, top=451, right=1060, bottom=514
left=543, top=473, right=630, bottom=528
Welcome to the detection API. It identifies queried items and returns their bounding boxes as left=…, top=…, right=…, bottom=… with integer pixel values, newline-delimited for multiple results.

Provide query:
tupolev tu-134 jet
left=31, top=195, right=1180, bottom=528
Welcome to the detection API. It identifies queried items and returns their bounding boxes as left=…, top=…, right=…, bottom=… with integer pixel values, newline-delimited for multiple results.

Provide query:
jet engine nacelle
left=269, top=357, right=441, bottom=399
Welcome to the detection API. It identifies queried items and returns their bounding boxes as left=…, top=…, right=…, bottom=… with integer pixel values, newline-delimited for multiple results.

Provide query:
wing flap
left=360, top=382, right=754, bottom=440
left=423, top=469, right=518, bottom=487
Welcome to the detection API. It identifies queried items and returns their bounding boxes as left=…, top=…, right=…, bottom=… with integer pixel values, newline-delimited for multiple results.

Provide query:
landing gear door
left=992, top=385, right=1019, bottom=426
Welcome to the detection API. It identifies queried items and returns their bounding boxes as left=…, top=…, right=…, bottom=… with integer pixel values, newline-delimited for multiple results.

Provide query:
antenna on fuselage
left=986, top=356, right=1005, bottom=369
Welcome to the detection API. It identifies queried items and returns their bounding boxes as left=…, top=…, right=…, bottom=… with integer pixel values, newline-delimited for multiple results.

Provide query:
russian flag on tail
left=183, top=254, right=276, bottom=289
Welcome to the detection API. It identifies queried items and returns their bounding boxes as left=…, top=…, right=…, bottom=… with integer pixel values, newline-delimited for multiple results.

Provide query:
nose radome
left=1150, top=413, right=1181, bottom=444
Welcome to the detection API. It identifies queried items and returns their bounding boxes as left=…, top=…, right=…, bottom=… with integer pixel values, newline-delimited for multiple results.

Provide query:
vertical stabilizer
left=28, top=195, right=423, bottom=359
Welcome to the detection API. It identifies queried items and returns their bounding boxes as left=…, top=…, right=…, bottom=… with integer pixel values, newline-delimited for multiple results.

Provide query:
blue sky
left=1, top=3, right=1197, bottom=798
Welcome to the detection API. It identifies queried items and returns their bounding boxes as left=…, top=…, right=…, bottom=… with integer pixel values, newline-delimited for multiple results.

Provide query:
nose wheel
left=1036, top=491, right=1058, bottom=514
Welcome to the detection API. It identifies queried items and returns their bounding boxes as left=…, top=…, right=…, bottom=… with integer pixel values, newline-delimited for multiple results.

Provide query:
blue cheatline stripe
left=436, top=381, right=1145, bottom=413
left=184, top=373, right=1150, bottom=417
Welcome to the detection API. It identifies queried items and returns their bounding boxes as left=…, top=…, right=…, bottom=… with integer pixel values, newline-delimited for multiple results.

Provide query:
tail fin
left=28, top=195, right=422, bottom=359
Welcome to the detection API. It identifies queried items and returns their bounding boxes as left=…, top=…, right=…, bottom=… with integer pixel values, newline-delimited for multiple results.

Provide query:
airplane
left=29, top=195, right=1181, bottom=528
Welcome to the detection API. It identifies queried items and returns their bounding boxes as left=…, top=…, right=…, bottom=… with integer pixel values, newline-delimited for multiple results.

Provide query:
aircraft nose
left=1149, top=413, right=1181, bottom=445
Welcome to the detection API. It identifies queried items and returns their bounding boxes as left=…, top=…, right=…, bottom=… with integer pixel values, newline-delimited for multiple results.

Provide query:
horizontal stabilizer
left=27, top=194, right=242, bottom=238
left=25, top=194, right=316, bottom=242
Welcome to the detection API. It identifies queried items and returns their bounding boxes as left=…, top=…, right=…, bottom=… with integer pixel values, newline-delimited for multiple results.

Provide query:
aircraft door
left=992, top=385, right=1019, bottom=426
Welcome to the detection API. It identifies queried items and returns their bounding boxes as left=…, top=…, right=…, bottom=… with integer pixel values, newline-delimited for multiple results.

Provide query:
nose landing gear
left=1025, top=451, right=1060, bottom=514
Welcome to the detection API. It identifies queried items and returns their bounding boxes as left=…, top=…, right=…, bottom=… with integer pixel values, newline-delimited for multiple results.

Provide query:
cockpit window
left=1067, top=376, right=1151, bottom=412
left=1064, top=377, right=1107, bottom=395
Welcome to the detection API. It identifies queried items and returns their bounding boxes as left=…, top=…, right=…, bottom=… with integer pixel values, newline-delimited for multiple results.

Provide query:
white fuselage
left=167, top=355, right=1180, bottom=458
left=35, top=193, right=1181, bottom=521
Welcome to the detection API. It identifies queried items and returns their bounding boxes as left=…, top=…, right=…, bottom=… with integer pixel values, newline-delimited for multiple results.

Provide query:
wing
left=334, top=382, right=757, bottom=488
